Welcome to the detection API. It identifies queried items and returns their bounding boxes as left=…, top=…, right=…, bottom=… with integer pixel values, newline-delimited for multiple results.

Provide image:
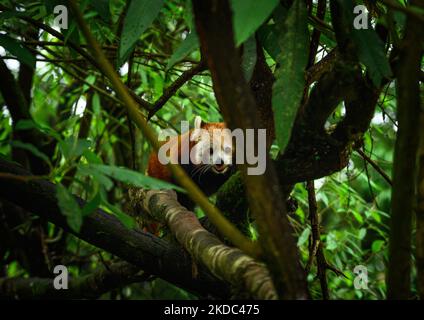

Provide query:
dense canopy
left=0, top=0, right=423, bottom=300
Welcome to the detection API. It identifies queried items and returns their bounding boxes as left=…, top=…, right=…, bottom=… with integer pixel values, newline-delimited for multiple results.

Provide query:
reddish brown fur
left=147, top=121, right=233, bottom=198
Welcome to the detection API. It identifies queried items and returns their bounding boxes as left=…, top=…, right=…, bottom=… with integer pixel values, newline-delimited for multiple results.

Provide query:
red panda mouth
left=212, top=164, right=229, bottom=174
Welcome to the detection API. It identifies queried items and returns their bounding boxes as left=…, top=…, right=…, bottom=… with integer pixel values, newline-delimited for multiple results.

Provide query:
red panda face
left=149, top=116, right=235, bottom=197
left=190, top=119, right=234, bottom=177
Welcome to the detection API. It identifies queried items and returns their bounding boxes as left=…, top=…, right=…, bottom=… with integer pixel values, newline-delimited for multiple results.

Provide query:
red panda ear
left=194, top=116, right=202, bottom=129
left=190, top=116, right=203, bottom=142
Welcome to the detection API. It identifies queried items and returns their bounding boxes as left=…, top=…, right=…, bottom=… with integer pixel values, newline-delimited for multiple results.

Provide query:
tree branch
left=0, top=261, right=143, bottom=299
left=148, top=62, right=207, bottom=119
left=0, top=158, right=229, bottom=298
left=130, top=188, right=277, bottom=299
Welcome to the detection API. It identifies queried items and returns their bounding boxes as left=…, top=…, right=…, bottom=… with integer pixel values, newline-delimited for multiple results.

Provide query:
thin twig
left=148, top=61, right=207, bottom=119
left=306, top=180, right=330, bottom=300
left=356, top=149, right=393, bottom=186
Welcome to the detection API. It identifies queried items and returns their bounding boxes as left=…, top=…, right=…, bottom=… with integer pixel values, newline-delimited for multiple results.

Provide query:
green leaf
left=351, top=210, right=364, bottom=224
left=89, top=164, right=185, bottom=192
left=90, top=0, right=111, bottom=22
left=257, top=25, right=279, bottom=61
left=83, top=150, right=103, bottom=164
left=0, top=34, right=35, bottom=68
left=77, top=165, right=114, bottom=191
left=326, top=233, right=338, bottom=251
left=257, top=5, right=287, bottom=61
left=15, top=119, right=61, bottom=141
left=0, top=10, right=23, bottom=21
left=10, top=141, right=51, bottom=167
left=15, top=119, right=38, bottom=131
left=105, top=202, right=135, bottom=229
left=82, top=74, right=96, bottom=92
left=92, top=92, right=101, bottom=115
left=371, top=240, right=385, bottom=253
left=272, top=0, right=309, bottom=153
left=352, top=29, right=392, bottom=86
left=118, top=0, right=164, bottom=66
left=56, top=183, right=83, bottom=232
left=241, top=36, right=257, bottom=82
left=60, top=137, right=91, bottom=160
left=166, top=32, right=199, bottom=70
left=231, top=0, right=280, bottom=46
left=45, top=0, right=64, bottom=12
left=297, top=227, right=310, bottom=246
left=338, top=0, right=392, bottom=86
left=81, top=192, right=101, bottom=217
left=99, top=189, right=135, bottom=229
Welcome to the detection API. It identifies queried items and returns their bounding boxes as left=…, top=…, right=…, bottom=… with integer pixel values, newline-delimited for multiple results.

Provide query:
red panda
left=147, top=116, right=235, bottom=210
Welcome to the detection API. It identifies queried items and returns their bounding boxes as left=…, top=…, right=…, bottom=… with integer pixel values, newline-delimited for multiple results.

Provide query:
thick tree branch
left=0, top=261, right=143, bottom=299
left=0, top=158, right=229, bottom=298
left=130, top=188, right=277, bottom=299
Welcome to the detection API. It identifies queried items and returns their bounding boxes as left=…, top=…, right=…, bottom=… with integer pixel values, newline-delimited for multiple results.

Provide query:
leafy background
left=0, top=0, right=411, bottom=299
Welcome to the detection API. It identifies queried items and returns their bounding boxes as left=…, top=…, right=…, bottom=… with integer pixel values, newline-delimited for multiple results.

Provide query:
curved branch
left=130, top=188, right=277, bottom=300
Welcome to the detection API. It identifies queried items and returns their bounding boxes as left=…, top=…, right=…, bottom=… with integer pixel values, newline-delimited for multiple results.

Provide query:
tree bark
left=417, top=113, right=424, bottom=300
left=130, top=188, right=277, bottom=299
left=387, top=0, right=423, bottom=299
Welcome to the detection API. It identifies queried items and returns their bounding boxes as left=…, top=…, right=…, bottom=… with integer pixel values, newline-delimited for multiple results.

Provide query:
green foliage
left=272, top=0, right=309, bottom=153
left=56, top=183, right=83, bottom=232
left=337, top=0, right=392, bottom=86
left=166, top=31, right=199, bottom=70
left=0, top=0, right=409, bottom=300
left=231, top=0, right=280, bottom=46
left=118, top=0, right=165, bottom=66
left=86, top=164, right=185, bottom=192
left=0, top=34, right=35, bottom=67
left=90, top=0, right=111, bottom=22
